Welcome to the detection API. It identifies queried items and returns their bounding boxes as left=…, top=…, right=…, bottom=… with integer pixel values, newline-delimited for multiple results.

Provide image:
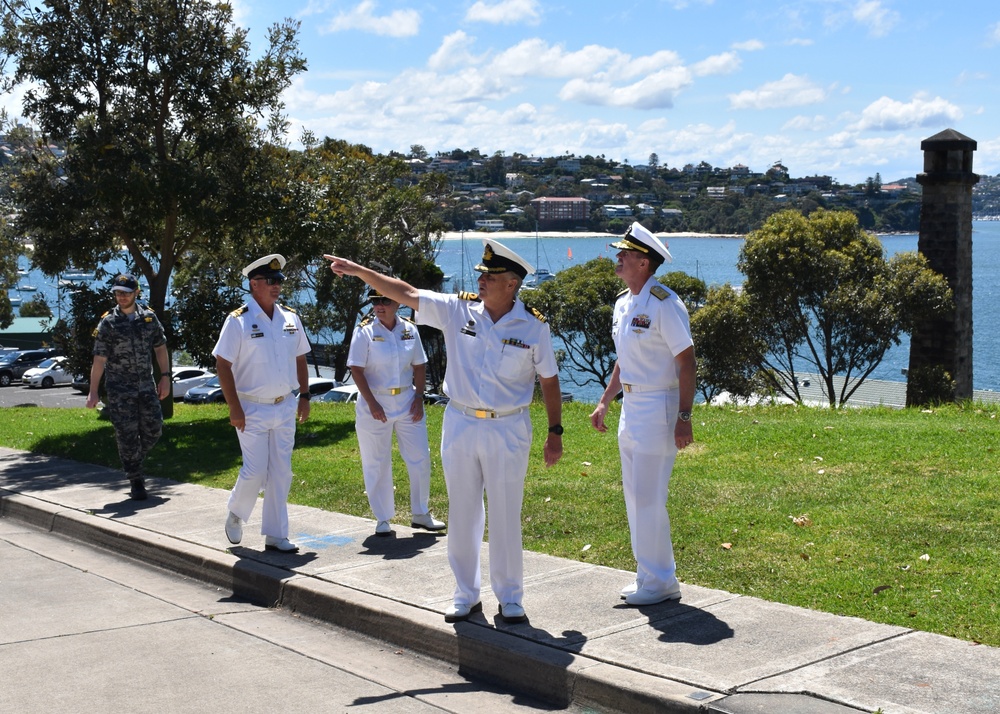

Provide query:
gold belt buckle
left=274, top=395, right=285, bottom=404
left=474, top=409, right=492, bottom=419
left=623, top=384, right=633, bottom=393
left=389, top=387, right=401, bottom=395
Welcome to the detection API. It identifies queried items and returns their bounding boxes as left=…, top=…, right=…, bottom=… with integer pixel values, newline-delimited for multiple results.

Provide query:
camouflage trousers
left=107, top=385, right=163, bottom=480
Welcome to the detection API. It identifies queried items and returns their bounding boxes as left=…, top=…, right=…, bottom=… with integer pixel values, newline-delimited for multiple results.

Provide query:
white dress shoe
left=498, top=602, right=527, bottom=623
left=263, top=537, right=299, bottom=553
left=224, top=511, right=242, bottom=545
left=375, top=520, right=393, bottom=537
left=620, top=580, right=641, bottom=599
left=444, top=601, right=482, bottom=623
left=410, top=512, right=446, bottom=531
left=624, top=583, right=682, bottom=606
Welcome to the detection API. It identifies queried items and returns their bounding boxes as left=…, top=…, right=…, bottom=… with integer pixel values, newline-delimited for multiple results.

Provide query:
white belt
left=621, top=383, right=676, bottom=393
left=372, top=386, right=407, bottom=395
left=238, top=392, right=291, bottom=404
left=450, top=402, right=525, bottom=419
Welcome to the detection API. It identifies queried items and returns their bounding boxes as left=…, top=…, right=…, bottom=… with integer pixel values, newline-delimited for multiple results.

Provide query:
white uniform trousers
left=440, top=405, right=532, bottom=606
left=618, top=389, right=680, bottom=593
left=355, top=390, right=432, bottom=522
left=228, top=396, right=297, bottom=539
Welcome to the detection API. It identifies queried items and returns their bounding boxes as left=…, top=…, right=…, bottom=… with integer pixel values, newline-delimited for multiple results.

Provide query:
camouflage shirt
left=93, top=303, right=167, bottom=389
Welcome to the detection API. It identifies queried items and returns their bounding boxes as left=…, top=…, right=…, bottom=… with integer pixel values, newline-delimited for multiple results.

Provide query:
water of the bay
left=435, top=221, right=1000, bottom=403
left=12, top=222, right=1000, bottom=404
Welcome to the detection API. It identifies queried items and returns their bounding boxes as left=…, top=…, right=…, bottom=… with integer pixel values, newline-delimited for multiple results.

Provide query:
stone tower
left=906, top=129, right=978, bottom=405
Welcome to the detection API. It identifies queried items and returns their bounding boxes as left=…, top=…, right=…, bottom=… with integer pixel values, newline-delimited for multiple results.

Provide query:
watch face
left=549, top=424, right=564, bottom=435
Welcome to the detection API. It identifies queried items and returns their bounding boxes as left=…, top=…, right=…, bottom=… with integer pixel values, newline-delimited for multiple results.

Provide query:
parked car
left=171, top=367, right=215, bottom=400
left=314, top=384, right=360, bottom=403
left=72, top=374, right=90, bottom=393
left=304, top=376, right=338, bottom=396
left=0, top=348, right=60, bottom=387
left=423, top=393, right=450, bottom=406
left=182, top=376, right=226, bottom=404
left=23, top=356, right=74, bottom=389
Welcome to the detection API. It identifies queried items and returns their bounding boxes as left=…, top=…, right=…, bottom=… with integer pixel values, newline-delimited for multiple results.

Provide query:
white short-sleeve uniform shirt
left=416, top=290, right=558, bottom=410
left=612, top=276, right=693, bottom=389
left=212, top=297, right=310, bottom=398
left=347, top=316, right=426, bottom=390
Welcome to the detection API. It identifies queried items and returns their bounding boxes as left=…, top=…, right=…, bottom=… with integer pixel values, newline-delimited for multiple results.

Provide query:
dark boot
left=129, top=476, right=148, bottom=501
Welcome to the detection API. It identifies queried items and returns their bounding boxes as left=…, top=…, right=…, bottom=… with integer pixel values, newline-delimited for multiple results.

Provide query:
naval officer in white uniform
left=348, top=287, right=445, bottom=537
left=590, top=222, right=697, bottom=606
left=325, top=241, right=564, bottom=624
left=214, top=254, right=312, bottom=553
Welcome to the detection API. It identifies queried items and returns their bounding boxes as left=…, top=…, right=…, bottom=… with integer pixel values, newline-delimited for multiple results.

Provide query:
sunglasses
left=253, top=276, right=284, bottom=285
left=370, top=297, right=393, bottom=306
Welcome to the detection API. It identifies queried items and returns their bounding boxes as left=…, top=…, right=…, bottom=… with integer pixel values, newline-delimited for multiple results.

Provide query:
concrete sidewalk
left=1, top=446, right=997, bottom=714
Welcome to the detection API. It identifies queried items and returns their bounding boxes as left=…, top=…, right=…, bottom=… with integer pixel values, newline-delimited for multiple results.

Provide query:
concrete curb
left=1, top=489, right=718, bottom=714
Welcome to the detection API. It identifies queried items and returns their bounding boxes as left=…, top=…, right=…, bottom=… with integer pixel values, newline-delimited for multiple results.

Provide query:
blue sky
left=26, top=1, right=1000, bottom=185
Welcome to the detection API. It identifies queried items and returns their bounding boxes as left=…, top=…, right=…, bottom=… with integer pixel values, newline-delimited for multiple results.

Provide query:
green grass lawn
left=2, top=399, right=998, bottom=647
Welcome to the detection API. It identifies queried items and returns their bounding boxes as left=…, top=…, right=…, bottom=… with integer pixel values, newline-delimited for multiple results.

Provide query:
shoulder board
left=229, top=304, right=248, bottom=318
left=280, top=303, right=297, bottom=314
left=616, top=288, right=629, bottom=299
left=458, top=291, right=481, bottom=302
left=528, top=306, right=547, bottom=323
left=359, top=316, right=374, bottom=327
left=650, top=285, right=669, bottom=301
left=401, top=316, right=416, bottom=324
left=100, top=310, right=111, bottom=319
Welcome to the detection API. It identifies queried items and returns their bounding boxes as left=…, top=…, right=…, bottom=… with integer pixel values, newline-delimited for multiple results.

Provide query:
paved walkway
left=2, top=446, right=997, bottom=714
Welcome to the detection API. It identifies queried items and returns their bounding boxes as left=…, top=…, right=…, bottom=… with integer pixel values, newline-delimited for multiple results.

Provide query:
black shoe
left=129, top=478, right=148, bottom=501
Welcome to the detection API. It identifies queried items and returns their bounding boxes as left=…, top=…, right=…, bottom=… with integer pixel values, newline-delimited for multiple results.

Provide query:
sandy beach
left=439, top=230, right=743, bottom=241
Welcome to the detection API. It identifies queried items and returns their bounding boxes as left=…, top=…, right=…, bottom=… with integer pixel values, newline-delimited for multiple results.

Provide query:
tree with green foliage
left=17, top=293, right=51, bottom=318
left=520, top=257, right=621, bottom=390
left=298, top=138, right=449, bottom=381
left=701, top=209, right=952, bottom=407
left=0, top=0, right=306, bottom=318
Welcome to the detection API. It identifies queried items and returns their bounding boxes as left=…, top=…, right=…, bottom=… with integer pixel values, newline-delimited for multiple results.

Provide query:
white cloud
left=988, top=22, right=1000, bottom=47
left=786, top=38, right=814, bottom=47
left=728, top=74, right=828, bottom=110
left=560, top=66, right=693, bottom=110
left=488, top=39, right=624, bottom=78
left=428, top=31, right=484, bottom=71
left=692, top=52, right=741, bottom=77
left=322, top=1, right=420, bottom=37
left=732, top=39, right=764, bottom=52
left=851, top=1, right=899, bottom=38
left=783, top=115, right=829, bottom=131
left=465, top=0, right=541, bottom=25
left=851, top=94, right=963, bottom=131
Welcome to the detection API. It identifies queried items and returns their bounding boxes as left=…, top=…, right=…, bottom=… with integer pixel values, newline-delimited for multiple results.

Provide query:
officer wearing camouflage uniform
left=86, top=273, right=171, bottom=500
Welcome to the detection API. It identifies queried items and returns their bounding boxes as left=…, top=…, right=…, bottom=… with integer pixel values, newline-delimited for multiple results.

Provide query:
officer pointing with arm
left=326, top=241, right=563, bottom=625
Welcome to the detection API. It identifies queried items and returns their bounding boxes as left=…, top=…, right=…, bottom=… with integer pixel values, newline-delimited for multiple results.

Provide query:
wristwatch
left=298, top=392, right=312, bottom=401
left=678, top=411, right=692, bottom=422
left=548, top=424, right=564, bottom=436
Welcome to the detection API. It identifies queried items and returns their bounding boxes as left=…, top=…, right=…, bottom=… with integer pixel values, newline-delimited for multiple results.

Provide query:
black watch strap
left=298, top=392, right=312, bottom=401
left=548, top=424, right=564, bottom=436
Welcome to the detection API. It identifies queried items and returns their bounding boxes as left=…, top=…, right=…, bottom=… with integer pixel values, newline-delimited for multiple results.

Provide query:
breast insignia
left=458, top=291, right=481, bottom=302
left=650, top=285, right=669, bottom=301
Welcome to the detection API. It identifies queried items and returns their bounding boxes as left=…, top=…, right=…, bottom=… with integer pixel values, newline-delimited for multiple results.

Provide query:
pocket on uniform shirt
left=497, top=346, right=532, bottom=381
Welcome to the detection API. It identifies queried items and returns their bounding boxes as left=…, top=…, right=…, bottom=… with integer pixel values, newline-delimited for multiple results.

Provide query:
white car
left=315, top=385, right=360, bottom=403
left=23, top=356, right=74, bottom=389
left=171, top=367, right=215, bottom=399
